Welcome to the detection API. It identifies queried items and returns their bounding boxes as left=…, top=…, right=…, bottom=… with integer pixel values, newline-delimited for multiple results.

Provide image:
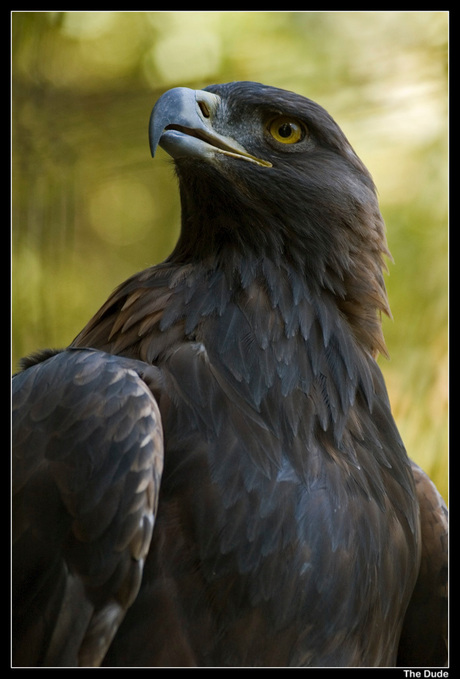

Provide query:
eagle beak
left=149, top=87, right=272, bottom=168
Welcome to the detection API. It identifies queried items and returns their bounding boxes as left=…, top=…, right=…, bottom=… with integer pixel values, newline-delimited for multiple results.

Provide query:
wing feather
left=397, top=460, right=448, bottom=666
left=12, top=348, right=164, bottom=667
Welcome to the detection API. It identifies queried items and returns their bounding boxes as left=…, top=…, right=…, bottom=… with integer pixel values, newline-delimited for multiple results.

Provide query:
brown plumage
left=12, top=82, right=447, bottom=667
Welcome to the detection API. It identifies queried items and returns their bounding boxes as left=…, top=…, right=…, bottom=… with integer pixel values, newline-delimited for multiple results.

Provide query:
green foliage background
left=12, top=11, right=448, bottom=500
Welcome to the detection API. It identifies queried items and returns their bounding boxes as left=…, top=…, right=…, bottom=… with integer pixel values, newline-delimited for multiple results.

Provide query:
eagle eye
left=268, top=116, right=306, bottom=145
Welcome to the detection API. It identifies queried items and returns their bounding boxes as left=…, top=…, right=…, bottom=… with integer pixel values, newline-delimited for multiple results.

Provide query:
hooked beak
left=149, top=87, right=272, bottom=168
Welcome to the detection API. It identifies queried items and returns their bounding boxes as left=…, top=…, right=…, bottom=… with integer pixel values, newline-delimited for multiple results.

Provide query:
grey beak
left=148, top=87, right=220, bottom=158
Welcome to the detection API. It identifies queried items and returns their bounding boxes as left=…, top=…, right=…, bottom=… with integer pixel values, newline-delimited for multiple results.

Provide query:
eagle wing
left=12, top=348, right=164, bottom=667
left=397, top=460, right=448, bottom=666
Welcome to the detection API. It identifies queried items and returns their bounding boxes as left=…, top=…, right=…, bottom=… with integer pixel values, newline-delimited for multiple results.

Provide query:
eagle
left=12, top=82, right=448, bottom=667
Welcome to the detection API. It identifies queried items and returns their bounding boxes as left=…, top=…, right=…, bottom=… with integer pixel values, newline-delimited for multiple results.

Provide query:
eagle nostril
left=198, top=100, right=211, bottom=118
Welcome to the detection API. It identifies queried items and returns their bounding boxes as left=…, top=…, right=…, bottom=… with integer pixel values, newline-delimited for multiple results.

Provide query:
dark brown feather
left=12, top=349, right=163, bottom=666
left=397, top=461, right=448, bottom=666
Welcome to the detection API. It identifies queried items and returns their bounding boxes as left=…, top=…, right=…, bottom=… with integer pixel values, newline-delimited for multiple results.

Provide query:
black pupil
left=278, top=123, right=293, bottom=138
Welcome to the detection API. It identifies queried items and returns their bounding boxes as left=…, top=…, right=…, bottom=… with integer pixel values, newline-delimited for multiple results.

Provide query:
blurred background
left=12, top=11, right=448, bottom=501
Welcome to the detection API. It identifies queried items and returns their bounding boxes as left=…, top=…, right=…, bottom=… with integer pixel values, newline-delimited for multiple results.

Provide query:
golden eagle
left=12, top=82, right=448, bottom=667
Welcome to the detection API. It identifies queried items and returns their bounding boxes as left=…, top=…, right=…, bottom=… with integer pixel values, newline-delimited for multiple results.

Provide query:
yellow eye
left=268, top=116, right=306, bottom=144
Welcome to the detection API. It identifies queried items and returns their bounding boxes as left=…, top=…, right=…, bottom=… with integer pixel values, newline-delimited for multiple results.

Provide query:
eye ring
left=268, top=116, right=306, bottom=145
